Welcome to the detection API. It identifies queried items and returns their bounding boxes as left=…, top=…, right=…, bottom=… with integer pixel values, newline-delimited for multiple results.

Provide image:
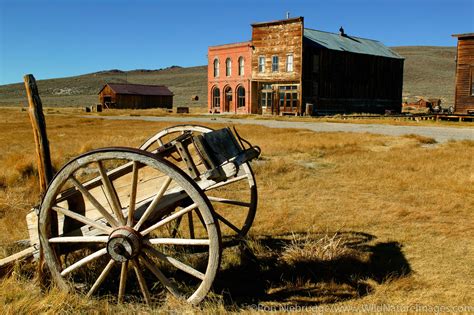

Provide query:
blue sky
left=0, top=0, right=473, bottom=85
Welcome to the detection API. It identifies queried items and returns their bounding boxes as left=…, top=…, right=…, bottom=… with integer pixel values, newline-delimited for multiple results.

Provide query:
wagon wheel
left=140, top=125, right=257, bottom=238
left=39, top=148, right=221, bottom=305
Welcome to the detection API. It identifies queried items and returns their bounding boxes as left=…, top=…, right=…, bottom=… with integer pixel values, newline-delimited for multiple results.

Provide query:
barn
left=208, top=16, right=404, bottom=115
left=98, top=83, right=173, bottom=109
left=452, top=33, right=474, bottom=115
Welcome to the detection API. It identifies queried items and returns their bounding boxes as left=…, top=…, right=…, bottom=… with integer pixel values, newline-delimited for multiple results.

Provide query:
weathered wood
left=60, top=248, right=107, bottom=276
left=144, top=246, right=205, bottom=280
left=134, top=176, right=172, bottom=231
left=97, top=161, right=126, bottom=225
left=131, top=259, right=151, bottom=304
left=0, top=246, right=36, bottom=275
left=140, top=253, right=181, bottom=298
left=141, top=203, right=198, bottom=236
left=38, top=148, right=222, bottom=305
left=23, top=74, right=54, bottom=196
left=118, top=261, right=128, bottom=303
left=87, top=259, right=115, bottom=297
left=148, top=238, right=210, bottom=246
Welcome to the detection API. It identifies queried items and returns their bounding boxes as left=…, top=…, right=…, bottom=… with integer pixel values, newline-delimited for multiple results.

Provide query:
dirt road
left=81, top=115, right=473, bottom=143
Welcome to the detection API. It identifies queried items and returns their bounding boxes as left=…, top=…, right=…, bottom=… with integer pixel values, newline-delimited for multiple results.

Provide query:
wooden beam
left=24, top=74, right=54, bottom=196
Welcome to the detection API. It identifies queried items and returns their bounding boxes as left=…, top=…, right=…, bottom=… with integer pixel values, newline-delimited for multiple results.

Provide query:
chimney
left=339, top=26, right=346, bottom=37
left=286, top=12, right=290, bottom=19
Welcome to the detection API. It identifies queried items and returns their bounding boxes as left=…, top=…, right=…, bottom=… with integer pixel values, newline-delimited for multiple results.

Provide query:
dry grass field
left=0, top=108, right=473, bottom=313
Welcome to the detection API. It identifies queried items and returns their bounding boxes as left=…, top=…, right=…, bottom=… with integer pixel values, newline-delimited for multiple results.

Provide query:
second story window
left=286, top=54, right=294, bottom=72
left=226, top=58, right=232, bottom=76
left=272, top=56, right=279, bottom=72
left=258, top=56, right=265, bottom=73
left=213, top=58, right=219, bottom=77
left=238, top=57, right=244, bottom=76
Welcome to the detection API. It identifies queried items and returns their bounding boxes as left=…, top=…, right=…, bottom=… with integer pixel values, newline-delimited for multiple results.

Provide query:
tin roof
left=304, top=28, right=403, bottom=59
left=452, top=33, right=474, bottom=39
left=100, top=83, right=173, bottom=96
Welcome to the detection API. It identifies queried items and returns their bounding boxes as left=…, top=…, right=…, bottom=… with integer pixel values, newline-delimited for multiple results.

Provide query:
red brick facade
left=207, top=42, right=253, bottom=113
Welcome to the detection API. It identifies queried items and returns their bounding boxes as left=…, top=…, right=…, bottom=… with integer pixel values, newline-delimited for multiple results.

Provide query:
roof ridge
left=304, top=27, right=382, bottom=43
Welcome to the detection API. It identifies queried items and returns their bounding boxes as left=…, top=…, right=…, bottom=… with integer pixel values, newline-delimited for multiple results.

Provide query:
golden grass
left=0, top=108, right=473, bottom=312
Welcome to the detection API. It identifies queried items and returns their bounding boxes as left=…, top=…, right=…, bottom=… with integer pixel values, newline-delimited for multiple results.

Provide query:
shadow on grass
left=214, top=231, right=411, bottom=308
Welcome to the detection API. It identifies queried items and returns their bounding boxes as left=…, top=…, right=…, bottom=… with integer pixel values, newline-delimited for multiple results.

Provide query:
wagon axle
left=107, top=227, right=142, bottom=262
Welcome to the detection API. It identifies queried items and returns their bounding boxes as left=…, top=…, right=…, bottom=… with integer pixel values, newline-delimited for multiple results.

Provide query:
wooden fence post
left=23, top=74, right=53, bottom=196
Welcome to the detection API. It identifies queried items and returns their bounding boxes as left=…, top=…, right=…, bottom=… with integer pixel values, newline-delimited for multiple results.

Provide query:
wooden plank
left=24, top=74, right=54, bottom=196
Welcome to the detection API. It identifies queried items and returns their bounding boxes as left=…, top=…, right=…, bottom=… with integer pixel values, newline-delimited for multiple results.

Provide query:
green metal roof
left=304, top=28, right=404, bottom=59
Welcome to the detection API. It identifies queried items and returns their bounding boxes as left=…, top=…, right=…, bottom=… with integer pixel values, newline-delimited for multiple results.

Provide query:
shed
left=98, top=83, right=173, bottom=109
left=452, top=33, right=474, bottom=114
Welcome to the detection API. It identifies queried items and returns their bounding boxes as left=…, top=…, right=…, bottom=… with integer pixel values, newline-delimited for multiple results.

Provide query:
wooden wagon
left=0, top=76, right=261, bottom=305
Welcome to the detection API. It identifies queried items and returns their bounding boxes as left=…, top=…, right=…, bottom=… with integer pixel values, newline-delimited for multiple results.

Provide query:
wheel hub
left=107, top=227, right=142, bottom=262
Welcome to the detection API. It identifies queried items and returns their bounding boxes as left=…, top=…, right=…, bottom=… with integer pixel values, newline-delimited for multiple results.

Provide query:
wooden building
left=452, top=33, right=474, bottom=115
left=98, top=83, right=173, bottom=109
left=208, top=17, right=404, bottom=115
left=303, top=27, right=404, bottom=114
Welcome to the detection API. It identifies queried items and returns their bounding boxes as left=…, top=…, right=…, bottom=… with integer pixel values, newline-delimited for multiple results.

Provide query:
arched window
left=237, top=86, right=245, bottom=108
left=238, top=57, right=244, bottom=76
left=226, top=58, right=232, bottom=76
left=212, top=86, right=220, bottom=108
left=213, top=58, right=219, bottom=77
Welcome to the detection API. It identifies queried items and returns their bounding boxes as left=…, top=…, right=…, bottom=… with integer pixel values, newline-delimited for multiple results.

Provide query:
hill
left=0, top=66, right=208, bottom=108
left=0, top=46, right=457, bottom=108
left=392, top=46, right=456, bottom=105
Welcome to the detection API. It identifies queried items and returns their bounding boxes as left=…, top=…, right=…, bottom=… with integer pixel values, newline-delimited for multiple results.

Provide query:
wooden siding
left=302, top=43, right=404, bottom=114
left=454, top=37, right=474, bottom=114
left=251, top=19, right=303, bottom=83
left=251, top=18, right=303, bottom=114
left=98, top=85, right=173, bottom=109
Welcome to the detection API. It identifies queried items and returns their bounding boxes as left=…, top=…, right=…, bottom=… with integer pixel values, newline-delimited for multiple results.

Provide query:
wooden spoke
left=87, top=259, right=115, bottom=297
left=49, top=236, right=108, bottom=243
left=144, top=246, right=205, bottom=281
left=140, top=253, right=182, bottom=298
left=213, top=212, right=241, bottom=234
left=61, top=248, right=107, bottom=276
left=127, top=161, right=139, bottom=226
left=52, top=206, right=113, bottom=234
left=171, top=215, right=182, bottom=238
left=204, top=174, right=247, bottom=191
left=134, top=177, right=172, bottom=231
left=131, top=259, right=151, bottom=305
left=141, top=203, right=198, bottom=236
left=118, top=261, right=128, bottom=304
left=187, top=212, right=195, bottom=239
left=97, top=161, right=125, bottom=225
left=70, top=175, right=120, bottom=227
left=207, top=196, right=251, bottom=207
left=148, top=238, right=210, bottom=246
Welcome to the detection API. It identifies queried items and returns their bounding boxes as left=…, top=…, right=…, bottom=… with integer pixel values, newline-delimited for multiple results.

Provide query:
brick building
left=208, top=42, right=253, bottom=113
left=208, top=17, right=404, bottom=115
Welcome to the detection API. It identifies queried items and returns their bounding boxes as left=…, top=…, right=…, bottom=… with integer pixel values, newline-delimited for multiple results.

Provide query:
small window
left=260, top=91, right=272, bottom=109
left=258, top=56, right=265, bottom=73
left=226, top=58, right=232, bottom=76
left=237, top=86, right=245, bottom=107
left=272, top=56, right=279, bottom=72
left=238, top=57, right=244, bottom=76
left=213, top=59, right=219, bottom=77
left=286, top=54, right=293, bottom=72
